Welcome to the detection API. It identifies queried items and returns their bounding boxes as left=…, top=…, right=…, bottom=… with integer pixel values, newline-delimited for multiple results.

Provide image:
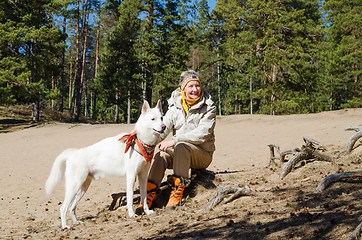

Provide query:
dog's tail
left=45, top=148, right=75, bottom=195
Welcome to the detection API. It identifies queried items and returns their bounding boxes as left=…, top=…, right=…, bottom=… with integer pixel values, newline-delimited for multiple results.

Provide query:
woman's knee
left=174, top=142, right=190, bottom=153
left=153, top=151, right=173, bottom=169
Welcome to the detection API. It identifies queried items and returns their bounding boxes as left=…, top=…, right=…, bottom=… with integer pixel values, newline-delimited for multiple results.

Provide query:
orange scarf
left=181, top=90, right=204, bottom=115
left=119, top=131, right=155, bottom=163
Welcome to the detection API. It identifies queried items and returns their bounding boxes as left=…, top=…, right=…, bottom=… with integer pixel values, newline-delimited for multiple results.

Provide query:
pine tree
left=322, top=0, right=361, bottom=110
left=155, top=0, right=191, bottom=102
left=0, top=0, right=65, bottom=121
left=96, top=0, right=142, bottom=123
left=212, top=0, right=323, bottom=115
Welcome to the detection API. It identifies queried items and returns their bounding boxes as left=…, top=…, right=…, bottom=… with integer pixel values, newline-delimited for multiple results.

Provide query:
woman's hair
left=179, top=70, right=200, bottom=87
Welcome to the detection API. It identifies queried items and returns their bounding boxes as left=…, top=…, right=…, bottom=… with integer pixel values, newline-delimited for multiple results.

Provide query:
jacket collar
left=168, top=88, right=212, bottom=111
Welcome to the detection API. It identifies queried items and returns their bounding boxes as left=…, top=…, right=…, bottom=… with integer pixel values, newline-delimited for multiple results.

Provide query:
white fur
left=45, top=100, right=165, bottom=229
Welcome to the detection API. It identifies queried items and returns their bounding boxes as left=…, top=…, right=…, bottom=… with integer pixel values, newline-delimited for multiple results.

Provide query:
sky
left=59, top=0, right=218, bottom=28
left=207, top=0, right=217, bottom=11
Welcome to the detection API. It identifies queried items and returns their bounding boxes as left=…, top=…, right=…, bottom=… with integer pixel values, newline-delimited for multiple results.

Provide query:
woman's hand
left=159, top=140, right=175, bottom=152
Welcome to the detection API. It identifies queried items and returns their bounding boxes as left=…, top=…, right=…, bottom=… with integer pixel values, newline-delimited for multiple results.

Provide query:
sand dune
left=0, top=108, right=361, bottom=239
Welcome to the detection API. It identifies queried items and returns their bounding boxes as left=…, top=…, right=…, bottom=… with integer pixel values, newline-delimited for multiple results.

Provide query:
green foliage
left=0, top=0, right=360, bottom=121
left=0, top=0, right=64, bottom=110
left=96, top=0, right=143, bottom=122
left=321, top=0, right=361, bottom=110
left=341, top=97, right=362, bottom=109
left=211, top=0, right=326, bottom=115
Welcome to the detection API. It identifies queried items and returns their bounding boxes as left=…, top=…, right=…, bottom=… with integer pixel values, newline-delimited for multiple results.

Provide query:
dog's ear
left=142, top=100, right=150, bottom=114
left=156, top=99, right=162, bottom=112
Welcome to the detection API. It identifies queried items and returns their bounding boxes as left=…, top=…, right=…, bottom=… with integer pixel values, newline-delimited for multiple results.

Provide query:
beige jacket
left=160, top=88, right=216, bottom=153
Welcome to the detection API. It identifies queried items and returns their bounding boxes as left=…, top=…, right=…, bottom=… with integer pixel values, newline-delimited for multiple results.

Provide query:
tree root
left=109, top=189, right=140, bottom=210
left=267, top=143, right=301, bottom=166
left=347, top=221, right=362, bottom=240
left=315, top=171, right=362, bottom=239
left=339, top=126, right=362, bottom=157
left=280, top=148, right=301, bottom=163
left=315, top=171, right=362, bottom=192
left=267, top=143, right=281, bottom=166
left=205, top=185, right=255, bottom=212
left=279, top=136, right=335, bottom=180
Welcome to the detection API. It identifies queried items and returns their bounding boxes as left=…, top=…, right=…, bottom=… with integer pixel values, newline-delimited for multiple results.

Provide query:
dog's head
left=135, top=100, right=166, bottom=143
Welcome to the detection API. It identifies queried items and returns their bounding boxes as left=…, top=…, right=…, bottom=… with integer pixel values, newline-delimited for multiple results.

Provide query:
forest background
left=0, top=0, right=360, bottom=123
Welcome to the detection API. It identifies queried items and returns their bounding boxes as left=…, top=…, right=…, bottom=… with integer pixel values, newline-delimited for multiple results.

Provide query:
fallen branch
left=302, top=136, right=328, bottom=151
left=267, top=143, right=300, bottom=166
left=347, top=221, right=362, bottom=240
left=267, top=143, right=281, bottom=166
left=205, top=185, right=255, bottom=212
left=280, top=148, right=301, bottom=163
left=315, top=171, right=362, bottom=192
left=340, top=126, right=362, bottom=157
left=279, top=136, right=335, bottom=180
left=109, top=189, right=140, bottom=210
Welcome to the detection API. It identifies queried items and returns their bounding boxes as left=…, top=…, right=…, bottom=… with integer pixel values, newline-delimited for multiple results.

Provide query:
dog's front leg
left=126, top=173, right=136, bottom=217
left=138, top=165, right=154, bottom=215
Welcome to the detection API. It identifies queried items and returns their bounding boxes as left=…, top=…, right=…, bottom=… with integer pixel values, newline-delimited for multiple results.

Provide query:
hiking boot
left=165, top=176, right=186, bottom=210
left=135, top=181, right=157, bottom=215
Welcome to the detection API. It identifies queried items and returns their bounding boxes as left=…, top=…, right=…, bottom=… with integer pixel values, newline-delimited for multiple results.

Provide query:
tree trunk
left=144, top=0, right=155, bottom=105
left=127, top=90, right=131, bottom=124
left=142, top=60, right=146, bottom=102
left=114, top=91, right=119, bottom=123
left=51, top=76, right=55, bottom=110
left=84, top=78, right=88, bottom=117
left=270, top=64, right=276, bottom=115
left=81, top=1, right=89, bottom=118
left=73, top=0, right=83, bottom=121
left=329, top=79, right=333, bottom=111
left=59, top=12, right=66, bottom=112
left=217, top=51, right=221, bottom=115
left=250, top=75, right=253, bottom=114
left=92, top=12, right=100, bottom=120
left=32, top=102, right=40, bottom=122
left=68, top=60, right=73, bottom=112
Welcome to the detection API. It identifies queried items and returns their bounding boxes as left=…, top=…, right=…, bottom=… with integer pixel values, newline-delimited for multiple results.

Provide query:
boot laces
left=146, top=191, right=156, bottom=207
left=166, top=176, right=185, bottom=207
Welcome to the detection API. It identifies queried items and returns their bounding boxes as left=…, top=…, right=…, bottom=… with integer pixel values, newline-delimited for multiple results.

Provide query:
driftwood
left=280, top=148, right=301, bottom=163
left=109, top=189, right=140, bottom=211
left=279, top=136, right=335, bottom=180
left=267, top=143, right=281, bottom=166
left=316, top=171, right=362, bottom=239
left=205, top=185, right=255, bottom=212
left=348, top=220, right=362, bottom=240
left=340, top=126, right=362, bottom=157
left=267, top=143, right=301, bottom=166
left=315, top=171, right=362, bottom=192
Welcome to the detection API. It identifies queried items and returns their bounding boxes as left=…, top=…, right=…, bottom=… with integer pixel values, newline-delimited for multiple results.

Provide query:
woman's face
left=184, top=80, right=202, bottom=99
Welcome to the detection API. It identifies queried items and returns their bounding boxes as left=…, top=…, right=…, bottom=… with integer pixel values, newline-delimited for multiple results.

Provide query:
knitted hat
left=179, top=70, right=201, bottom=90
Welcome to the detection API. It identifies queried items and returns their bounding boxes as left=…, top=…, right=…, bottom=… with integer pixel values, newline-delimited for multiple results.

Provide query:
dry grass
left=0, top=105, right=84, bottom=133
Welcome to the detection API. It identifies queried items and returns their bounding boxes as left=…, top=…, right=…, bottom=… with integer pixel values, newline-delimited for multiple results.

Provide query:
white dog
left=45, top=100, right=165, bottom=229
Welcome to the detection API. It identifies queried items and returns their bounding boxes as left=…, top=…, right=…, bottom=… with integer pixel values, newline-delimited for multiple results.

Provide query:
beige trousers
left=148, top=142, right=213, bottom=186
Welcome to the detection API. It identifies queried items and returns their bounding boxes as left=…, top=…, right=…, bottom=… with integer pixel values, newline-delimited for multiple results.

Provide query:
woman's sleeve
left=159, top=107, right=175, bottom=141
left=173, top=104, right=216, bottom=144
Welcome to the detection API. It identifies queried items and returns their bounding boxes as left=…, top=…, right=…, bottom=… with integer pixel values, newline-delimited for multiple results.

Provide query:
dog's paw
left=128, top=212, right=136, bottom=218
left=144, top=209, right=154, bottom=215
left=135, top=207, right=144, bottom=216
left=74, top=220, right=83, bottom=225
left=62, top=225, right=72, bottom=230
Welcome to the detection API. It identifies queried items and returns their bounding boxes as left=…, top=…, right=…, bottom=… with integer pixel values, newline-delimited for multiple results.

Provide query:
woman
left=139, top=69, right=216, bottom=211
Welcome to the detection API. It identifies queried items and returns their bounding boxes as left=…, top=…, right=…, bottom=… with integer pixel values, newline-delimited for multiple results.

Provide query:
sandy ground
left=0, top=108, right=361, bottom=240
